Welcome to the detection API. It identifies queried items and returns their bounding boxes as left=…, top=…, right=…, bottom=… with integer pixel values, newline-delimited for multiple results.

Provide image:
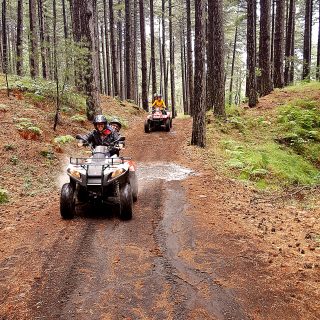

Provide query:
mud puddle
left=137, top=162, right=193, bottom=182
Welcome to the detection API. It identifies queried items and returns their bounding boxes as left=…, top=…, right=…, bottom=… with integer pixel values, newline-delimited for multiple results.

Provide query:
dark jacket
left=82, top=126, right=120, bottom=155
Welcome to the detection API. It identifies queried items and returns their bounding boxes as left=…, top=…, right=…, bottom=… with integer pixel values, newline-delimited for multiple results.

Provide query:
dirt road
left=1, top=117, right=319, bottom=319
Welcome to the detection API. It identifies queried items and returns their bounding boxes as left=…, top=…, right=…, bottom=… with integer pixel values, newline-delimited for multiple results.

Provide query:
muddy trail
left=1, top=117, right=319, bottom=319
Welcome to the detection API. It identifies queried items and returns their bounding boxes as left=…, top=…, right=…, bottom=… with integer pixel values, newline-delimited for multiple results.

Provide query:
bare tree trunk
left=125, top=0, right=133, bottom=100
left=103, top=0, right=111, bottom=95
left=29, top=0, right=39, bottom=78
left=270, top=0, right=275, bottom=82
left=139, top=0, right=148, bottom=111
left=186, top=0, right=194, bottom=115
left=117, top=2, right=124, bottom=99
left=53, top=0, right=60, bottom=130
left=273, top=0, right=285, bottom=88
left=191, top=0, right=206, bottom=147
left=162, top=0, right=168, bottom=106
left=169, top=0, right=175, bottom=117
left=284, top=0, right=295, bottom=85
left=180, top=24, right=187, bottom=114
left=247, top=0, right=258, bottom=107
left=2, top=0, right=9, bottom=96
left=212, top=0, right=226, bottom=117
left=150, top=0, right=157, bottom=97
left=16, top=0, right=23, bottom=76
left=229, top=17, right=238, bottom=106
left=302, top=0, right=312, bottom=80
left=317, top=2, right=320, bottom=80
left=38, top=0, right=47, bottom=79
left=259, top=0, right=273, bottom=95
left=109, top=0, right=119, bottom=96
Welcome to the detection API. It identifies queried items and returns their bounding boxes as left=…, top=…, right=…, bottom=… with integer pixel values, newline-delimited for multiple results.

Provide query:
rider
left=78, top=114, right=120, bottom=156
left=152, top=93, right=167, bottom=114
left=109, top=118, right=124, bottom=155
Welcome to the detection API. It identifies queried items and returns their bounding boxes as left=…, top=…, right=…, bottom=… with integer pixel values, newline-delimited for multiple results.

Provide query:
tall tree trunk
left=270, top=0, right=275, bottom=82
left=139, top=0, right=148, bottom=111
left=117, top=3, right=124, bottom=99
left=133, top=0, right=139, bottom=103
left=162, top=0, right=168, bottom=106
left=29, top=0, right=39, bottom=78
left=125, top=0, right=133, bottom=100
left=169, top=0, right=175, bottom=117
left=302, top=0, right=312, bottom=80
left=317, top=2, right=320, bottom=81
left=206, top=0, right=214, bottom=110
left=2, top=0, right=9, bottom=95
left=150, top=0, right=157, bottom=97
left=62, top=0, right=68, bottom=38
left=38, top=0, right=47, bottom=79
left=191, top=0, right=206, bottom=147
left=273, top=0, right=285, bottom=88
left=16, top=0, right=23, bottom=76
left=109, top=0, right=119, bottom=96
left=101, top=25, right=107, bottom=94
left=180, top=24, right=187, bottom=114
left=284, top=0, right=295, bottom=85
left=186, top=0, right=194, bottom=115
left=103, top=0, right=111, bottom=95
left=229, top=17, right=239, bottom=106
left=259, top=0, right=272, bottom=96
left=247, top=0, right=258, bottom=107
left=53, top=0, right=60, bottom=130
left=212, top=0, right=226, bottom=117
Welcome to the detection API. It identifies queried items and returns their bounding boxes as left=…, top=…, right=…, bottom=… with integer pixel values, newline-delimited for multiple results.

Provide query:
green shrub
left=3, top=144, right=15, bottom=151
left=15, top=118, right=42, bottom=136
left=0, top=189, right=9, bottom=204
left=53, top=135, right=75, bottom=145
left=70, top=114, right=86, bottom=123
left=10, top=156, right=19, bottom=165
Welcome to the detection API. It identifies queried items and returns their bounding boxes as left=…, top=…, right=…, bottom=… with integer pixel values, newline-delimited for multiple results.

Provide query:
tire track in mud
left=27, top=218, right=118, bottom=319
left=153, top=179, right=250, bottom=319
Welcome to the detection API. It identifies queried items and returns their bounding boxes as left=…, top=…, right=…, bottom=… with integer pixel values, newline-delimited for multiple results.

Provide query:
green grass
left=208, top=82, right=320, bottom=190
left=53, top=135, right=75, bottom=145
left=0, top=189, right=9, bottom=204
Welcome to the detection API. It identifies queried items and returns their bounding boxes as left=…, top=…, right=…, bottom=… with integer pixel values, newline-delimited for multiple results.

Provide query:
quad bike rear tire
left=165, top=119, right=170, bottom=132
left=129, top=172, right=138, bottom=202
left=144, top=120, right=150, bottom=133
left=60, top=183, right=75, bottom=219
left=119, top=183, right=133, bottom=220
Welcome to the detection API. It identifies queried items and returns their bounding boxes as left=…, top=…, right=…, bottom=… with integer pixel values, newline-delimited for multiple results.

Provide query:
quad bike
left=60, top=136, right=138, bottom=220
left=144, top=107, right=172, bottom=133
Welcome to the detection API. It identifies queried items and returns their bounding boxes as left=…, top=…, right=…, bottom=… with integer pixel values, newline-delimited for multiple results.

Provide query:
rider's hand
left=77, top=141, right=83, bottom=147
left=119, top=143, right=124, bottom=149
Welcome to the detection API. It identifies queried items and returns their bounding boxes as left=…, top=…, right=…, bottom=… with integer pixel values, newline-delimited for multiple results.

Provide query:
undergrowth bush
left=0, top=189, right=9, bottom=204
left=53, top=135, right=75, bottom=145
left=15, top=118, right=42, bottom=139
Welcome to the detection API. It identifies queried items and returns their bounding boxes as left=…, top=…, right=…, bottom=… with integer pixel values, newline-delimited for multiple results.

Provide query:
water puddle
left=137, top=162, right=193, bottom=182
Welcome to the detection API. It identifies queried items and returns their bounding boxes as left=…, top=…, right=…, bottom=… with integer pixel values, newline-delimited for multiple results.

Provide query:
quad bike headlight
left=111, top=168, right=125, bottom=178
left=68, top=168, right=82, bottom=180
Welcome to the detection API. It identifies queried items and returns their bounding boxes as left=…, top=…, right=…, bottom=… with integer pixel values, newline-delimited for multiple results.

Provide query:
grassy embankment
left=206, top=82, right=320, bottom=190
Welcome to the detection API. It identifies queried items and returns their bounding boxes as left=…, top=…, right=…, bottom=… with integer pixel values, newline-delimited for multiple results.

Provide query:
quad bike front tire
left=119, top=183, right=133, bottom=220
left=129, top=172, right=138, bottom=202
left=60, top=183, right=75, bottom=219
left=144, top=120, right=150, bottom=133
left=165, top=119, right=171, bottom=132
left=76, top=185, right=89, bottom=203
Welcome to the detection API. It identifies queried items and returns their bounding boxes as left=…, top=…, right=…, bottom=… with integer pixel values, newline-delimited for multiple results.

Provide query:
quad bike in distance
left=60, top=136, right=138, bottom=220
left=144, top=107, right=172, bottom=133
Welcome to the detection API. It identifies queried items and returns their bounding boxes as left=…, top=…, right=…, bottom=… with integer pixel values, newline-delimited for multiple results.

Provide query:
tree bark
left=38, top=0, right=47, bottom=79
left=247, top=0, right=258, bottom=107
left=191, top=0, right=206, bottom=147
left=229, top=15, right=239, bottom=106
left=273, top=0, right=285, bottom=88
left=284, top=0, right=295, bottom=85
left=125, top=0, right=133, bottom=100
left=150, top=0, right=157, bottom=97
left=109, top=0, right=119, bottom=96
left=259, top=0, right=273, bottom=95
left=29, top=0, right=39, bottom=78
left=139, top=0, right=148, bottom=111
left=302, top=0, right=312, bottom=80
left=211, top=0, right=226, bottom=117
left=102, top=0, right=111, bottom=95
left=162, top=0, right=168, bottom=106
left=169, top=0, right=175, bottom=117
left=16, top=0, right=23, bottom=76
left=317, top=2, right=320, bottom=80
left=186, top=0, right=194, bottom=115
